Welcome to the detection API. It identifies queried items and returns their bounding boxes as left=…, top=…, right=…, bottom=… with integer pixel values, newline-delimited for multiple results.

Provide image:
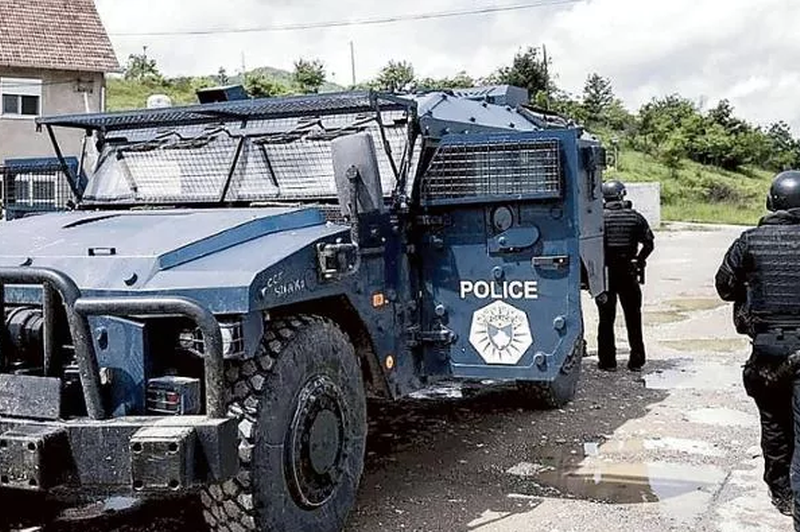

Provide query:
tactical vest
left=604, top=205, right=642, bottom=260
left=747, top=225, right=800, bottom=323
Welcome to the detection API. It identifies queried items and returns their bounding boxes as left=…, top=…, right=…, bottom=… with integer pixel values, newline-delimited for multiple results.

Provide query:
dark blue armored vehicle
left=0, top=86, right=606, bottom=531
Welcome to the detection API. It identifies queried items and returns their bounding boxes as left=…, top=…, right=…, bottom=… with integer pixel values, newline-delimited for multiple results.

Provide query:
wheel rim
left=286, top=375, right=348, bottom=509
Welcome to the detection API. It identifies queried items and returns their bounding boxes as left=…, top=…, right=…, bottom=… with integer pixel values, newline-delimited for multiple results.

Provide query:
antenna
left=349, top=41, right=356, bottom=86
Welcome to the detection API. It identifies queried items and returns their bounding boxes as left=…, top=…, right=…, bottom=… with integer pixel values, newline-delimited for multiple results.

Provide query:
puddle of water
left=643, top=310, right=688, bottom=325
left=665, top=298, right=726, bottom=312
left=685, top=408, right=757, bottom=427
left=660, top=338, right=748, bottom=353
left=643, top=362, right=740, bottom=391
left=529, top=460, right=725, bottom=505
left=659, top=490, right=715, bottom=526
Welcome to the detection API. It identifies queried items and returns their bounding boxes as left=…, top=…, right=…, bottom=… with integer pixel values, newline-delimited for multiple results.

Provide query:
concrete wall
left=625, top=182, right=662, bottom=229
left=0, top=67, right=104, bottom=162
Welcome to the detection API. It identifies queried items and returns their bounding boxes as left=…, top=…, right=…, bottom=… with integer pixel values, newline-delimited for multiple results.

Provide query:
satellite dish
left=146, top=94, right=172, bottom=109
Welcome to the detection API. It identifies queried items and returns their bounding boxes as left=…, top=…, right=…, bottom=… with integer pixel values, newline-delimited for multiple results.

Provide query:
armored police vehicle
left=0, top=86, right=606, bottom=531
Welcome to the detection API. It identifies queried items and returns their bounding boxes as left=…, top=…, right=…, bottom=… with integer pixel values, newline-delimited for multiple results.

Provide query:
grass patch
left=608, top=149, right=771, bottom=226
left=663, top=203, right=762, bottom=226
left=106, top=78, right=201, bottom=111
left=106, top=68, right=344, bottom=112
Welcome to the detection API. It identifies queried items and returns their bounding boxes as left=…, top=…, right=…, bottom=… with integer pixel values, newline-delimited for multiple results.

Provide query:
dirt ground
left=5, top=223, right=790, bottom=532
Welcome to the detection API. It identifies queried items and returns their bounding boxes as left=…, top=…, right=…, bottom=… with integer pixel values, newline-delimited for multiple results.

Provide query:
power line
left=109, top=0, right=581, bottom=37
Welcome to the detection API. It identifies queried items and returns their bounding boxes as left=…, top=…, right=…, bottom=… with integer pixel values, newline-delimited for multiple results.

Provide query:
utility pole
left=349, top=41, right=356, bottom=87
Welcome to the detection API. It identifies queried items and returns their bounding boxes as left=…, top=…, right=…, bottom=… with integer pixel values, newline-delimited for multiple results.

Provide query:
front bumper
left=0, top=415, right=238, bottom=493
left=0, top=266, right=238, bottom=495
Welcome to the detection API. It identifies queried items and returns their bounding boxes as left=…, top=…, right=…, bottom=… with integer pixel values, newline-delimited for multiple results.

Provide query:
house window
left=0, top=78, right=42, bottom=117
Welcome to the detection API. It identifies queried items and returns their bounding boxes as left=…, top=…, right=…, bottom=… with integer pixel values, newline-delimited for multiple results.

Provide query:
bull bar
left=0, top=267, right=236, bottom=493
left=0, top=266, right=225, bottom=420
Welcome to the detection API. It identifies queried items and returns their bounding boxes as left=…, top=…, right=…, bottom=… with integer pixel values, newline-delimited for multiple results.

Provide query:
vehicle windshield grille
left=420, top=138, right=563, bottom=203
left=83, top=111, right=409, bottom=204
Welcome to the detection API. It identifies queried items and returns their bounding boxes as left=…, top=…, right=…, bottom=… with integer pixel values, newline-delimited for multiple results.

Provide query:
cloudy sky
left=95, top=0, right=800, bottom=133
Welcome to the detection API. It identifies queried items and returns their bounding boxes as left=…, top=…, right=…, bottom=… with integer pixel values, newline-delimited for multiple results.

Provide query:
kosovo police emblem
left=468, top=301, right=533, bottom=365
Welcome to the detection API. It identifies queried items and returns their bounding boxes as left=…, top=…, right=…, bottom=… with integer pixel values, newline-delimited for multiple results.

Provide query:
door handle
left=532, top=255, right=569, bottom=269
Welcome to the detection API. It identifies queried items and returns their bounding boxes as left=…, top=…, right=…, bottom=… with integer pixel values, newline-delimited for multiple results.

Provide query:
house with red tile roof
left=0, top=0, right=119, bottom=161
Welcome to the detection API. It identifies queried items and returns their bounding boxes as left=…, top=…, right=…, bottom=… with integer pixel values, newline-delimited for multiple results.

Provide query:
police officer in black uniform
left=716, top=170, right=800, bottom=524
left=596, top=180, right=655, bottom=372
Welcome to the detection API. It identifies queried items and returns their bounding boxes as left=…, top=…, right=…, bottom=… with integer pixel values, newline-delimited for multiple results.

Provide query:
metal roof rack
left=36, top=91, right=414, bottom=132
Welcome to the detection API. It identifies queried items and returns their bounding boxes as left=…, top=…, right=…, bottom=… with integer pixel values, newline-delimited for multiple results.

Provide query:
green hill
left=234, top=66, right=343, bottom=94
left=106, top=77, right=203, bottom=111
left=607, top=149, right=771, bottom=226
left=105, top=66, right=344, bottom=111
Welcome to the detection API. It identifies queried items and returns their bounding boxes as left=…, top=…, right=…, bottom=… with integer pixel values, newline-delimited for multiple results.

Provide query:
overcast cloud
left=95, top=0, right=800, bottom=133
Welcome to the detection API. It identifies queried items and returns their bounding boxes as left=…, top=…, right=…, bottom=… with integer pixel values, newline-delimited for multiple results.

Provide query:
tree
left=551, top=90, right=587, bottom=123
left=582, top=73, right=614, bottom=124
left=636, top=95, right=698, bottom=154
left=293, top=58, right=326, bottom=94
left=244, top=73, right=290, bottom=98
left=123, top=49, right=163, bottom=83
left=493, top=47, right=553, bottom=103
left=707, top=99, right=734, bottom=130
left=417, top=71, right=474, bottom=90
left=216, top=67, right=229, bottom=85
left=604, top=99, right=636, bottom=132
left=765, top=121, right=800, bottom=171
left=375, top=60, right=415, bottom=92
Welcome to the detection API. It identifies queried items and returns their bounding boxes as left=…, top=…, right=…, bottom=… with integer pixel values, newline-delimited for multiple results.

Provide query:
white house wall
left=0, top=67, right=104, bottom=163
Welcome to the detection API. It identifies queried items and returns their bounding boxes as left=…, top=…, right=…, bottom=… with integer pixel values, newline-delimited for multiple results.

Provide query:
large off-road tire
left=201, top=315, right=367, bottom=532
left=517, top=338, right=585, bottom=409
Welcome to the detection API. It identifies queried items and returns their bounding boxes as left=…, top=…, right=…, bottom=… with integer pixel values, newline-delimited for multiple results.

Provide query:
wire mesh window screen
left=2, top=162, right=75, bottom=212
left=421, top=139, right=563, bottom=202
left=119, top=132, right=236, bottom=201
left=88, top=112, right=409, bottom=204
left=248, top=115, right=408, bottom=200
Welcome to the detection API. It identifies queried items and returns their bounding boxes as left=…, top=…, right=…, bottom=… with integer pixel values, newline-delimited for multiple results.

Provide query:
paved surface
left=8, top=223, right=792, bottom=532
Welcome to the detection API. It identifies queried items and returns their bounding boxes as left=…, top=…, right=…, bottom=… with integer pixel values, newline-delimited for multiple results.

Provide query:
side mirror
left=331, top=132, right=384, bottom=217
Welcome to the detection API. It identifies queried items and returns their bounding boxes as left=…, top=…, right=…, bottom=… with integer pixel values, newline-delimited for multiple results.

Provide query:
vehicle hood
left=0, top=208, right=345, bottom=311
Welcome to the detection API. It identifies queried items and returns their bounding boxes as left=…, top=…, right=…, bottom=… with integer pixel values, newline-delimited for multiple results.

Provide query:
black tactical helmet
left=767, top=170, right=800, bottom=211
left=602, top=180, right=626, bottom=201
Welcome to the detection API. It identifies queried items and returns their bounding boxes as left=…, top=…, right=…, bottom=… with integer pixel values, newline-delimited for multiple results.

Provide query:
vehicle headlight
left=178, top=320, right=244, bottom=358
